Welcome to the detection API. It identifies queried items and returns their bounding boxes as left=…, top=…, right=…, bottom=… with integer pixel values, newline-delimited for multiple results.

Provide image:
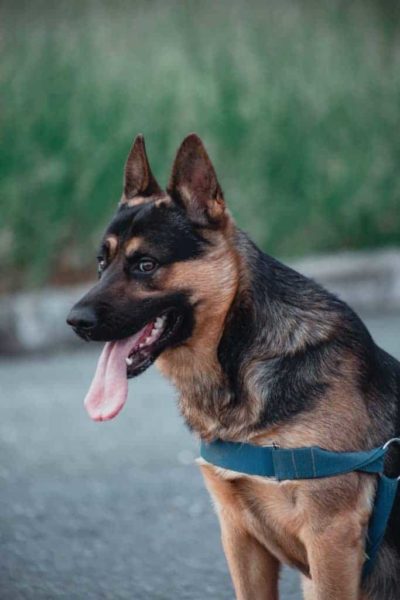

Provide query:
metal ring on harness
left=382, top=437, right=400, bottom=451
left=382, top=437, right=400, bottom=480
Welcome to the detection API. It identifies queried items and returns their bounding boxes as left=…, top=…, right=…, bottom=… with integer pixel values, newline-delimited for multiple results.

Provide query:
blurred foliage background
left=1, top=0, right=400, bottom=292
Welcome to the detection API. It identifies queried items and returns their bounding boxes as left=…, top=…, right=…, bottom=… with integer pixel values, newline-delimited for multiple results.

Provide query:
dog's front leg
left=220, top=518, right=280, bottom=600
left=200, top=464, right=280, bottom=600
left=302, top=515, right=366, bottom=600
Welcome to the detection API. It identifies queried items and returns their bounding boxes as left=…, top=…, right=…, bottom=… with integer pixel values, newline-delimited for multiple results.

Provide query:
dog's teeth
left=139, top=343, right=145, bottom=348
left=155, top=317, right=164, bottom=329
left=144, top=336, right=152, bottom=344
left=125, top=357, right=133, bottom=366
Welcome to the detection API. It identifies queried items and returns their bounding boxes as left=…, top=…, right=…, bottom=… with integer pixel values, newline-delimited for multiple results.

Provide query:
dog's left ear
left=167, top=134, right=225, bottom=225
left=122, top=134, right=162, bottom=201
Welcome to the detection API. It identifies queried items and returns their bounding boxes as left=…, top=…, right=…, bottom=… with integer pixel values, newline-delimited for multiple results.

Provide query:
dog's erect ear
left=122, top=134, right=162, bottom=200
left=167, top=134, right=225, bottom=225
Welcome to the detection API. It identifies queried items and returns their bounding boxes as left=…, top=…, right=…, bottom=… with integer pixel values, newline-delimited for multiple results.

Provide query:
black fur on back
left=218, top=230, right=399, bottom=432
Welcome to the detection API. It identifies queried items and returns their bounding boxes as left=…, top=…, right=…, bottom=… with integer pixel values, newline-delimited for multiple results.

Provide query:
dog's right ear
left=122, top=134, right=162, bottom=201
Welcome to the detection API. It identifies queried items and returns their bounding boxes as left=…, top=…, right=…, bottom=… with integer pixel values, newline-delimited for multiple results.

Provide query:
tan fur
left=124, top=195, right=153, bottom=207
left=202, top=463, right=280, bottom=600
left=178, top=183, right=225, bottom=222
left=201, top=460, right=375, bottom=599
left=121, top=194, right=171, bottom=208
left=156, top=219, right=242, bottom=437
left=124, top=236, right=145, bottom=256
left=105, top=235, right=118, bottom=260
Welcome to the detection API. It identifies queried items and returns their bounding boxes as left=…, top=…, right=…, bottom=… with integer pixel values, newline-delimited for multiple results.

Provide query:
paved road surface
left=1, top=314, right=399, bottom=599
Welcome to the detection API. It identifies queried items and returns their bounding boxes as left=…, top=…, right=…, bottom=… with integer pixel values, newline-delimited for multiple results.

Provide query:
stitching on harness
left=291, top=450, right=298, bottom=478
left=311, top=448, right=317, bottom=477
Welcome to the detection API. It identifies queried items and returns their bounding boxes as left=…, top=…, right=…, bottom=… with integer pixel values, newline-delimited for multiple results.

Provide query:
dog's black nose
left=66, top=305, right=97, bottom=331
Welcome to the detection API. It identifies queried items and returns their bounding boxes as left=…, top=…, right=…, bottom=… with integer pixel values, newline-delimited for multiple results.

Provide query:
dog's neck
left=158, top=228, right=369, bottom=441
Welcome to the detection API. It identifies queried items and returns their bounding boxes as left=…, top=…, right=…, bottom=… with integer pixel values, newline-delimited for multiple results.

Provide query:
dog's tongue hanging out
left=84, top=330, right=143, bottom=421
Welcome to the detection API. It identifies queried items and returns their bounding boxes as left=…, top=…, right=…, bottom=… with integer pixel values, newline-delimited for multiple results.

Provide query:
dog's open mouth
left=125, top=310, right=181, bottom=377
left=84, top=310, right=181, bottom=422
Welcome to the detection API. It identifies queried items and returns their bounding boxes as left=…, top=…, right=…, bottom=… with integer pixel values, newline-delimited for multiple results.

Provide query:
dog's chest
left=200, top=462, right=309, bottom=572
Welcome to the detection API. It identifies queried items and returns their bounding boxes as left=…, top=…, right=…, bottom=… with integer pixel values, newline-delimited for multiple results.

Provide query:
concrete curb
left=294, top=249, right=400, bottom=313
left=0, top=284, right=91, bottom=354
left=1, top=249, right=399, bottom=355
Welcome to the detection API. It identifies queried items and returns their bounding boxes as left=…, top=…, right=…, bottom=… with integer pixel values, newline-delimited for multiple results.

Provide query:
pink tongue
left=84, top=330, right=144, bottom=421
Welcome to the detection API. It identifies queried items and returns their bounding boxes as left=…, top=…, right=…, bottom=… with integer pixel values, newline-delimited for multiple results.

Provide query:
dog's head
left=67, top=134, right=239, bottom=420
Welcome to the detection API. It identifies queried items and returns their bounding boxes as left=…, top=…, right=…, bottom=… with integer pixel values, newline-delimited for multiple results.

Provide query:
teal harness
left=200, top=438, right=400, bottom=579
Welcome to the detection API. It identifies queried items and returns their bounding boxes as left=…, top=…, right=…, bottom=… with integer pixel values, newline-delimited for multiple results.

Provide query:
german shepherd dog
left=67, top=134, right=400, bottom=599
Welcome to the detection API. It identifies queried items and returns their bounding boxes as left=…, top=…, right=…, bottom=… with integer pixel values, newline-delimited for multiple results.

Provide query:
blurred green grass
left=1, top=0, right=400, bottom=290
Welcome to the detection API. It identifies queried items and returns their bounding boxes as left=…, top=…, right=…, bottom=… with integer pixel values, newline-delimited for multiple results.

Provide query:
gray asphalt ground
left=1, top=314, right=400, bottom=600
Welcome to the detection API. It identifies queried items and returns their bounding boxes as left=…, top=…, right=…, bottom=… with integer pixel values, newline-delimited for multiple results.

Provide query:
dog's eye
left=137, top=258, right=158, bottom=274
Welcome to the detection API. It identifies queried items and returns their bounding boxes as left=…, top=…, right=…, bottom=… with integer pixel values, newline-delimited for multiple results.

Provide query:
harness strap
left=200, top=439, right=399, bottom=580
left=362, top=474, right=399, bottom=578
left=200, top=439, right=386, bottom=480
